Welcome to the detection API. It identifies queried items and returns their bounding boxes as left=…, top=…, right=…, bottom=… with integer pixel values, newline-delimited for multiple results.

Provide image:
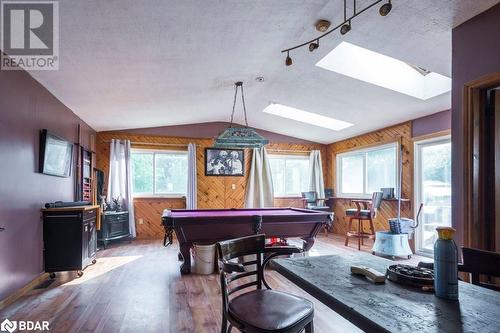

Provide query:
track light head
left=340, top=22, right=351, bottom=35
left=285, top=53, right=293, bottom=66
left=379, top=1, right=392, bottom=16
left=309, top=41, right=319, bottom=52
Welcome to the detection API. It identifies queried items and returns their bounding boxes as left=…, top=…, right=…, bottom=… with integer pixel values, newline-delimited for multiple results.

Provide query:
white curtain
left=107, top=139, right=136, bottom=238
left=186, top=143, right=197, bottom=209
left=245, top=147, right=274, bottom=208
left=309, top=150, right=325, bottom=198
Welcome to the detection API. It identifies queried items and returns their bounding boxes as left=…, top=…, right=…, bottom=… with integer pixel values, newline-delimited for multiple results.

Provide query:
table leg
left=179, top=244, right=191, bottom=274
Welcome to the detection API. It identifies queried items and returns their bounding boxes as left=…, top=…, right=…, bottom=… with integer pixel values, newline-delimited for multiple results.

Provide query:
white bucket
left=193, top=243, right=216, bottom=275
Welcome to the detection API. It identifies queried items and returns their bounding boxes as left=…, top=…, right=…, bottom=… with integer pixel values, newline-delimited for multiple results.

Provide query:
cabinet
left=98, top=211, right=130, bottom=248
left=42, top=205, right=99, bottom=278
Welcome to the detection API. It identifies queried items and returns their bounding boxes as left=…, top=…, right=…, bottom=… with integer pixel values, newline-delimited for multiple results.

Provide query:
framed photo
left=205, top=148, right=244, bottom=176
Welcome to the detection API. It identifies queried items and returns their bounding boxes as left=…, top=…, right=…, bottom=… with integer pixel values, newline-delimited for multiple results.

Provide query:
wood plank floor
left=0, top=235, right=430, bottom=333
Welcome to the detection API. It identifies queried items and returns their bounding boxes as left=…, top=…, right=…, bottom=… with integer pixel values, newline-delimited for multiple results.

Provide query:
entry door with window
left=414, top=136, right=452, bottom=255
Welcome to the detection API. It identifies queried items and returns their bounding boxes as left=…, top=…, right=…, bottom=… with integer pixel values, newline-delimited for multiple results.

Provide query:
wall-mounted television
left=39, top=129, right=74, bottom=177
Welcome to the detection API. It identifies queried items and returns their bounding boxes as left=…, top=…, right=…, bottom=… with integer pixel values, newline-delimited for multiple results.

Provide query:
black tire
left=77, top=271, right=84, bottom=277
left=92, top=259, right=97, bottom=264
left=49, top=273, right=56, bottom=279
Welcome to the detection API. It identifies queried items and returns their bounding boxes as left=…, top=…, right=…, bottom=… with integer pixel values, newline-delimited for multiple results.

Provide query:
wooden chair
left=459, top=247, right=500, bottom=291
left=344, top=191, right=383, bottom=251
left=217, top=234, right=314, bottom=333
left=301, top=191, right=334, bottom=237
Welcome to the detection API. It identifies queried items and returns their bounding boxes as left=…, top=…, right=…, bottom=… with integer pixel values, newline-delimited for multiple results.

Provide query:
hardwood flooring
left=0, top=235, right=430, bottom=333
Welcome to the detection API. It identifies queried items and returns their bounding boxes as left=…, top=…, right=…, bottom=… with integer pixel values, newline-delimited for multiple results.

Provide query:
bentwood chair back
left=217, top=234, right=314, bottom=333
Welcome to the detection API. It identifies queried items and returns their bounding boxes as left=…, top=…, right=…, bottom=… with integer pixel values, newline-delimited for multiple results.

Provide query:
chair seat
left=229, top=289, right=314, bottom=331
left=307, top=205, right=330, bottom=212
left=345, top=208, right=371, bottom=218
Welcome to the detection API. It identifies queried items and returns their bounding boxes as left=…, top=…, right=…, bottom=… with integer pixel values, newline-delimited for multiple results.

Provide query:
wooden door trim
left=462, top=71, right=500, bottom=248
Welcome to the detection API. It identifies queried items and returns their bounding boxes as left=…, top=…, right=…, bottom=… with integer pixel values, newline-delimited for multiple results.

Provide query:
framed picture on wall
left=205, top=148, right=244, bottom=176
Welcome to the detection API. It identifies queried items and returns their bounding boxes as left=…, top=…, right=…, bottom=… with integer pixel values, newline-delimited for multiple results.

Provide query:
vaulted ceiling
left=29, top=0, right=500, bottom=143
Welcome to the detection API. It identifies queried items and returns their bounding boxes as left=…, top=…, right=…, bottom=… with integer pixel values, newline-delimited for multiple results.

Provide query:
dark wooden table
left=271, top=253, right=500, bottom=333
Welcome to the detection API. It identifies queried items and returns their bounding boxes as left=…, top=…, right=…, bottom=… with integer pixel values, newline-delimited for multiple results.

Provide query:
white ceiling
left=28, top=0, right=500, bottom=143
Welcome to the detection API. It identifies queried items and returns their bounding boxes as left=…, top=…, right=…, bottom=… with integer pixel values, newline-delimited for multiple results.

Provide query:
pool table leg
left=179, top=244, right=191, bottom=274
left=302, top=237, right=315, bottom=252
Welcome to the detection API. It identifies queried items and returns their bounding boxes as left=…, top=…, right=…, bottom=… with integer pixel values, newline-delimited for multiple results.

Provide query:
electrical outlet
left=138, top=218, right=144, bottom=225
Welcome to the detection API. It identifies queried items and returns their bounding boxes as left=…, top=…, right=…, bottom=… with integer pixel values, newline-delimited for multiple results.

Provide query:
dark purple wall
left=0, top=69, right=94, bottom=300
left=110, top=122, right=320, bottom=144
left=411, top=110, right=451, bottom=138
left=452, top=3, right=500, bottom=247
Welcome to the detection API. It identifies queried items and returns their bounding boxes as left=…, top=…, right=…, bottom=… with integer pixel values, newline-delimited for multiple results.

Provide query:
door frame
left=463, top=72, right=500, bottom=250
left=413, top=134, right=451, bottom=256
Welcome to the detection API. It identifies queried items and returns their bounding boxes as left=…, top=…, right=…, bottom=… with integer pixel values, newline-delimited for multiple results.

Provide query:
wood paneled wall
left=96, top=132, right=325, bottom=239
left=325, top=123, right=414, bottom=236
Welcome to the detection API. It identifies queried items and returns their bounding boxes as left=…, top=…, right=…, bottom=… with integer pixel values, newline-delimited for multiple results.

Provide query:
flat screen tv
left=39, top=129, right=73, bottom=177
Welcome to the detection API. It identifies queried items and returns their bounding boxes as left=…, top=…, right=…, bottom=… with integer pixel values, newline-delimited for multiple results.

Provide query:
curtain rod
left=267, top=149, right=313, bottom=154
left=101, top=141, right=313, bottom=153
left=101, top=140, right=189, bottom=147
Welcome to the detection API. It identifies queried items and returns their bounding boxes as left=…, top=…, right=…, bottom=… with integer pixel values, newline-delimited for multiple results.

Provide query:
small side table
left=372, top=231, right=413, bottom=259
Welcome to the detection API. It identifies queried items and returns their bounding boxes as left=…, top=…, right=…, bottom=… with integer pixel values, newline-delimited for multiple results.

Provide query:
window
left=336, top=143, right=398, bottom=198
left=316, top=42, right=451, bottom=100
left=414, top=136, right=452, bottom=255
left=131, top=150, right=188, bottom=197
left=269, top=155, right=310, bottom=197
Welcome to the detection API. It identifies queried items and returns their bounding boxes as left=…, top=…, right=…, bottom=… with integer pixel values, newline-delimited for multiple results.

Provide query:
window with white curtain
left=336, top=142, right=398, bottom=198
left=131, top=149, right=188, bottom=197
left=269, top=155, right=310, bottom=197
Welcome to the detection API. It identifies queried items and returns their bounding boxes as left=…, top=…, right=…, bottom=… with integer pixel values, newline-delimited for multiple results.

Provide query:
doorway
left=484, top=87, right=500, bottom=253
left=414, top=136, right=452, bottom=256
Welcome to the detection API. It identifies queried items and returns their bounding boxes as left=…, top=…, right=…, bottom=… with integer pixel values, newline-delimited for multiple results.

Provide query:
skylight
left=263, top=103, right=353, bottom=131
left=316, top=42, right=451, bottom=100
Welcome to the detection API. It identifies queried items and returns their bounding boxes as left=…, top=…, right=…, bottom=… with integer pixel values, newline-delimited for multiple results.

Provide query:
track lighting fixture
left=285, top=52, right=293, bottom=66
left=340, top=21, right=351, bottom=35
left=379, top=0, right=392, bottom=16
left=281, top=0, right=393, bottom=66
left=309, top=40, right=319, bottom=52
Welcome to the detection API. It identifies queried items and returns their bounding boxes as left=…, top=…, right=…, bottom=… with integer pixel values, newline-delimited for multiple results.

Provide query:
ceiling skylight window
left=316, top=42, right=451, bottom=100
left=263, top=103, right=353, bottom=131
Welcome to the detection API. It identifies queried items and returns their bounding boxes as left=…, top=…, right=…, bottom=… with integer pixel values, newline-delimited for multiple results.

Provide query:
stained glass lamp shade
left=214, top=82, right=269, bottom=149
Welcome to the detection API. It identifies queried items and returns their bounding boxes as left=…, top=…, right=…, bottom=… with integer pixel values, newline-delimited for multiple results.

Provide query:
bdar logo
left=0, top=319, right=17, bottom=333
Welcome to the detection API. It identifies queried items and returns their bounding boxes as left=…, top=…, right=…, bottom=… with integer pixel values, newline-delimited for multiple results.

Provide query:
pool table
left=161, top=207, right=333, bottom=274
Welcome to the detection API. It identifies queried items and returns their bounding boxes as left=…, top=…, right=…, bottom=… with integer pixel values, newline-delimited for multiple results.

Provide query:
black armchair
left=301, top=191, right=330, bottom=211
